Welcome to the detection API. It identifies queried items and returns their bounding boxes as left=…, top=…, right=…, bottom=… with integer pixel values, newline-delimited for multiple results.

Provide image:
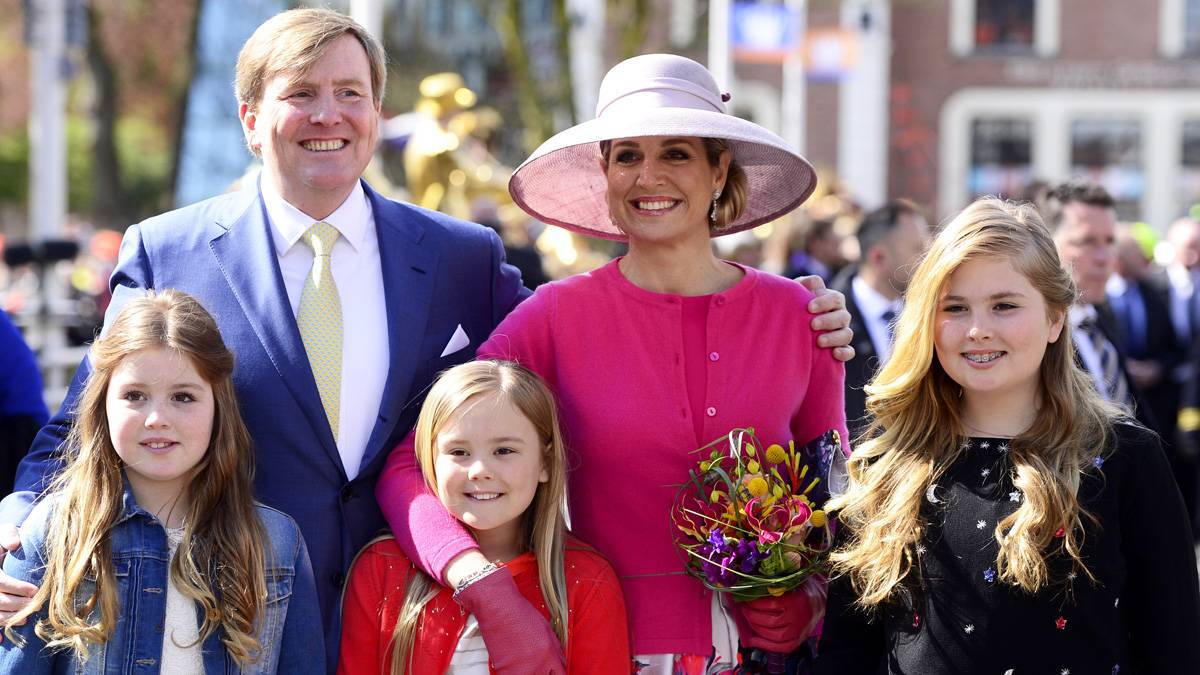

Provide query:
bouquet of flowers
left=671, top=427, right=840, bottom=602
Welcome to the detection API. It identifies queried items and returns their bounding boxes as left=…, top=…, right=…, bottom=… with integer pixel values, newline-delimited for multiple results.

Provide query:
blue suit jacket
left=3, top=180, right=527, bottom=671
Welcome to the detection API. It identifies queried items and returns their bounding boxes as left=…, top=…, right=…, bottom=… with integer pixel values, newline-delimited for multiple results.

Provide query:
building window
left=1160, top=0, right=1200, bottom=57
left=1181, top=121, right=1200, bottom=216
left=1070, top=119, right=1144, bottom=220
left=950, top=0, right=1058, bottom=56
left=974, top=0, right=1035, bottom=50
left=969, top=118, right=1032, bottom=199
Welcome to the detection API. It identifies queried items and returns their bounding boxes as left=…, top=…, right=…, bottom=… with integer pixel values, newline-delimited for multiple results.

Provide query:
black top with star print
left=815, top=420, right=1200, bottom=675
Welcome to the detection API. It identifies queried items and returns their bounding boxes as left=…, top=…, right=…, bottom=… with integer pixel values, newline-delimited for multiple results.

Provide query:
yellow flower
left=747, top=476, right=768, bottom=498
left=767, top=586, right=787, bottom=597
left=710, top=490, right=725, bottom=503
left=747, top=460, right=761, bottom=474
left=746, top=444, right=756, bottom=457
left=810, top=510, right=827, bottom=527
left=766, top=444, right=787, bottom=464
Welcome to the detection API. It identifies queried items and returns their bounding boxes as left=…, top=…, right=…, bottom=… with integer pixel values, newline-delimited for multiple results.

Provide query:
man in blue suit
left=0, top=8, right=855, bottom=671
left=0, top=10, right=530, bottom=670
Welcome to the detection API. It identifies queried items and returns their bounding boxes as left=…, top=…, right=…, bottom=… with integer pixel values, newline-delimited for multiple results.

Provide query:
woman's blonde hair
left=829, top=198, right=1120, bottom=608
left=3, top=290, right=267, bottom=664
left=389, top=360, right=569, bottom=672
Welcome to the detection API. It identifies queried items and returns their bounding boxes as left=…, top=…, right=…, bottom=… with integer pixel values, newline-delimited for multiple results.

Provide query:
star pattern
left=896, top=437, right=1146, bottom=674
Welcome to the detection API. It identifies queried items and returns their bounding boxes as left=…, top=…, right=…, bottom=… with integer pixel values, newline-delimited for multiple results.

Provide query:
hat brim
left=509, top=108, right=817, bottom=241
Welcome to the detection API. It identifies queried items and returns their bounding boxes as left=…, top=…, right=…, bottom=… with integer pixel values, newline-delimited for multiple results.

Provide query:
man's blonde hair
left=235, top=8, right=386, bottom=110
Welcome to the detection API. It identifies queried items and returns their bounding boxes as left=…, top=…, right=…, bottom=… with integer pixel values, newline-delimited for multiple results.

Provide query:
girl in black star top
left=817, top=198, right=1200, bottom=675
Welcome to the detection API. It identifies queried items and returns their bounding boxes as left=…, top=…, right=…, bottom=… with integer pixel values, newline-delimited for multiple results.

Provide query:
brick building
left=789, top=0, right=1200, bottom=226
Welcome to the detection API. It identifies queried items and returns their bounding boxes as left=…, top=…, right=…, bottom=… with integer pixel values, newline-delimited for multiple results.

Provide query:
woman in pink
left=377, top=54, right=849, bottom=673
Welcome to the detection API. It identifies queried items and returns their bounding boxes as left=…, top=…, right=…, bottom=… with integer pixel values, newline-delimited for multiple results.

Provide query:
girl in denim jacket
left=0, top=289, right=323, bottom=673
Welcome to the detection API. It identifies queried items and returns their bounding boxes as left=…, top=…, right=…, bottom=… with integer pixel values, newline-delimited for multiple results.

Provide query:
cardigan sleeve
left=1115, top=423, right=1200, bottom=671
left=477, top=283, right=558, bottom=386
left=376, top=431, right=477, bottom=581
left=563, top=550, right=632, bottom=674
left=790, top=314, right=850, bottom=456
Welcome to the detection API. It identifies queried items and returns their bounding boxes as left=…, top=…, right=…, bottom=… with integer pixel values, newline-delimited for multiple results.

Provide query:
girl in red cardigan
left=338, top=360, right=629, bottom=673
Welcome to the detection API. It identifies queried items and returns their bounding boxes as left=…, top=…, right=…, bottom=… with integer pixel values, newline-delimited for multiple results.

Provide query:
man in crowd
left=1167, top=216, right=1200, bottom=534
left=785, top=215, right=845, bottom=283
left=832, top=200, right=930, bottom=439
left=0, top=8, right=856, bottom=671
left=1107, top=224, right=1191, bottom=511
left=1041, top=180, right=1158, bottom=432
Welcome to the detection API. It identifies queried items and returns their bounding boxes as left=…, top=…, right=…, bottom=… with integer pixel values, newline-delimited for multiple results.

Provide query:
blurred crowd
left=7, top=176, right=1200, bottom=542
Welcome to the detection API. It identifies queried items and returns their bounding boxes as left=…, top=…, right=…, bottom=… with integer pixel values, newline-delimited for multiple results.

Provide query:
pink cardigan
left=377, top=259, right=847, bottom=655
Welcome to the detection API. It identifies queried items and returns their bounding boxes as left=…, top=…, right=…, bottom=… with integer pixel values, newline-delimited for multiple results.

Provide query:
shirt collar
left=1168, top=263, right=1198, bottom=294
left=262, top=179, right=370, bottom=255
left=1106, top=274, right=1130, bottom=296
left=1069, top=302, right=1098, bottom=328
left=852, top=275, right=901, bottom=320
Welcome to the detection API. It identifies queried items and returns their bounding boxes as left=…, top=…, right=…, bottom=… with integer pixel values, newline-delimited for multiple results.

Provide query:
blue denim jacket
left=0, top=485, right=325, bottom=673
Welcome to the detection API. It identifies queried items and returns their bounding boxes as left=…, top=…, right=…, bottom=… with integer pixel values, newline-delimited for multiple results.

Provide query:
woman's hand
left=797, top=276, right=855, bottom=363
left=732, top=575, right=827, bottom=653
left=454, top=565, right=566, bottom=673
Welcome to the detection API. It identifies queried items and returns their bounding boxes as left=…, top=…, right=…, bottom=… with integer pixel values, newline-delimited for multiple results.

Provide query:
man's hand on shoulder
left=0, top=523, right=38, bottom=628
left=798, top=275, right=855, bottom=362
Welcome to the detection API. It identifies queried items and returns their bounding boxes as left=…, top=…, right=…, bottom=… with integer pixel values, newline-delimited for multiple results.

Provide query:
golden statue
left=403, top=72, right=514, bottom=221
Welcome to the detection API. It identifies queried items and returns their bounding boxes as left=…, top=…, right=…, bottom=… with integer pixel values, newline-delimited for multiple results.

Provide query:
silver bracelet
left=453, top=561, right=501, bottom=595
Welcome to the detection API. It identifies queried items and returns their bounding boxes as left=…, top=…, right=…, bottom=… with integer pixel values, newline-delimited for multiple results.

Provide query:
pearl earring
left=709, top=189, right=722, bottom=223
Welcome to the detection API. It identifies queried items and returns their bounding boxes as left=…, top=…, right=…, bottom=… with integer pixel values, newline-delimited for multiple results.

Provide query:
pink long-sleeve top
left=377, top=259, right=848, bottom=655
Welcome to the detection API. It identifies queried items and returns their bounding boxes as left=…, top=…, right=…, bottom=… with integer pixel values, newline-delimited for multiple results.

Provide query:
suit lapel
left=361, top=184, right=439, bottom=469
left=208, top=190, right=342, bottom=471
left=843, top=279, right=877, bottom=364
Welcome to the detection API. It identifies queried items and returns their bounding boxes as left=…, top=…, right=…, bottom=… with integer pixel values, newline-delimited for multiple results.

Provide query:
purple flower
left=983, top=567, right=996, bottom=583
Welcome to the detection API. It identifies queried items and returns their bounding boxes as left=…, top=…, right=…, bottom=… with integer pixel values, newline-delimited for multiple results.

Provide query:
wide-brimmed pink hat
left=508, top=53, right=817, bottom=241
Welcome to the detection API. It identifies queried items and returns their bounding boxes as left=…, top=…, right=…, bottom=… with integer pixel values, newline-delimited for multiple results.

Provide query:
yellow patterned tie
left=298, top=222, right=342, bottom=441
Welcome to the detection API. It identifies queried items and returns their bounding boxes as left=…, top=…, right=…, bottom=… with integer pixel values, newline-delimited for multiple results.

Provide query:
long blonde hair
left=829, top=198, right=1120, bottom=607
left=389, top=360, right=569, bottom=672
left=3, top=290, right=267, bottom=664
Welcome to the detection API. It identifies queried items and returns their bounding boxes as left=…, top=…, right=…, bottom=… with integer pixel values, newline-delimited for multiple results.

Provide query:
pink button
left=709, top=351, right=720, bottom=362
left=706, top=406, right=717, bottom=417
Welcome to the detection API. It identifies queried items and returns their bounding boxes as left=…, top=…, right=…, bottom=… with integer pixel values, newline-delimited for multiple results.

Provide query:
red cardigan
left=337, top=536, right=630, bottom=674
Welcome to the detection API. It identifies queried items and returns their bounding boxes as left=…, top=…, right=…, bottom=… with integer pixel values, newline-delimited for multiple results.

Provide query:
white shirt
left=1168, top=263, right=1200, bottom=345
left=161, top=527, right=203, bottom=674
left=1069, top=304, right=1111, bottom=400
left=262, top=179, right=389, bottom=479
left=852, top=275, right=901, bottom=364
left=448, top=615, right=490, bottom=673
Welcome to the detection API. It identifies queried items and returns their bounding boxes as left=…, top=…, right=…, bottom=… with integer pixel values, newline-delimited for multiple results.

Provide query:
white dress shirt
left=1168, top=263, right=1199, bottom=345
left=1069, top=304, right=1111, bottom=400
left=852, top=275, right=902, bottom=364
left=262, top=179, right=389, bottom=479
